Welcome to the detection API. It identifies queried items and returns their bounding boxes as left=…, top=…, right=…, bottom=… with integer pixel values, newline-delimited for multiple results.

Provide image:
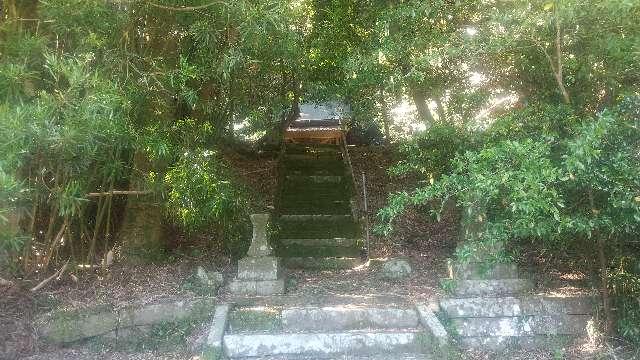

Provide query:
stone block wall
left=440, top=258, right=597, bottom=351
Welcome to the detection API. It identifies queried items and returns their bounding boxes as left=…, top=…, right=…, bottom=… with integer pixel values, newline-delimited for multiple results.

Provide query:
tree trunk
left=119, top=151, right=168, bottom=263
left=410, top=87, right=435, bottom=126
left=379, top=90, right=391, bottom=143
left=434, top=97, right=447, bottom=123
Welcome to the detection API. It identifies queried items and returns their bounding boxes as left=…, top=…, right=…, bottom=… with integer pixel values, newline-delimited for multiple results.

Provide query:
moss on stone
left=228, top=307, right=282, bottom=333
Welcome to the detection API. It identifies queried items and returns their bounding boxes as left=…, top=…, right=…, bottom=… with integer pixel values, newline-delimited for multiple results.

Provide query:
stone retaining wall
left=37, top=298, right=216, bottom=344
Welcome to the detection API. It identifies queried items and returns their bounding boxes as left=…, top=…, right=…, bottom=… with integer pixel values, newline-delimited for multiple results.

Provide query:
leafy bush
left=164, top=150, right=250, bottom=258
left=379, top=138, right=562, bottom=262
left=609, top=256, right=640, bottom=345
left=483, top=103, right=580, bottom=145
left=379, top=96, right=640, bottom=337
left=388, top=123, right=473, bottom=180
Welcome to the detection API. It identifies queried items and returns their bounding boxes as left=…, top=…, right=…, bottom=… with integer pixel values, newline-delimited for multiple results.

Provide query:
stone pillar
left=119, top=151, right=167, bottom=263
left=229, top=214, right=285, bottom=296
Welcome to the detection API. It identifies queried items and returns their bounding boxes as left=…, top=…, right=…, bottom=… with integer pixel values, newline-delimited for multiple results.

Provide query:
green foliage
left=380, top=97, right=640, bottom=339
left=609, top=256, right=640, bottom=345
left=379, top=138, right=562, bottom=254
left=484, top=103, right=580, bottom=144
left=389, top=123, right=473, bottom=179
left=165, top=150, right=250, bottom=257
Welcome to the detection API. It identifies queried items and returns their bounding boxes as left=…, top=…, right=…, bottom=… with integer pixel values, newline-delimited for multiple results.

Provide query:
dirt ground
left=0, top=145, right=632, bottom=360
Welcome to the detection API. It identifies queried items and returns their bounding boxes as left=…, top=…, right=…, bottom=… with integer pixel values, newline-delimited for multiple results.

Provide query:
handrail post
left=362, top=171, right=370, bottom=260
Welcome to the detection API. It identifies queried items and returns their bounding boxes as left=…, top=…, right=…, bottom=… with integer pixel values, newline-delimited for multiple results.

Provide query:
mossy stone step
left=283, top=257, right=363, bottom=270
left=279, top=205, right=351, bottom=216
left=286, top=168, right=344, bottom=176
left=276, top=244, right=361, bottom=258
left=278, top=217, right=358, bottom=239
left=227, top=306, right=283, bottom=334
left=285, top=175, right=343, bottom=184
left=282, top=176, right=347, bottom=191
left=280, top=238, right=359, bottom=248
left=283, top=158, right=345, bottom=174
left=284, top=153, right=342, bottom=162
left=281, top=186, right=349, bottom=201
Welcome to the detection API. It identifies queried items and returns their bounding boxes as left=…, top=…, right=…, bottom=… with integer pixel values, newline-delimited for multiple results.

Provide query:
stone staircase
left=440, top=260, right=595, bottom=350
left=275, top=143, right=363, bottom=270
left=221, top=303, right=439, bottom=359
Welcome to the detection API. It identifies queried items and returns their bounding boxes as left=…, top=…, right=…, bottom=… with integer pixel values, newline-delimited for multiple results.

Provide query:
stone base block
left=229, top=279, right=285, bottom=296
left=441, top=296, right=596, bottom=318
left=448, top=262, right=519, bottom=280
left=237, top=256, right=282, bottom=281
left=458, top=335, right=575, bottom=351
left=448, top=278, right=533, bottom=297
left=452, top=314, right=592, bottom=337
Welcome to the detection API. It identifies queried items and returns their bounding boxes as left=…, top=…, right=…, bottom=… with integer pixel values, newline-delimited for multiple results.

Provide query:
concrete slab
left=202, top=303, right=230, bottom=359
left=223, top=330, right=422, bottom=358
left=415, top=304, right=448, bottom=349
left=281, top=306, right=419, bottom=331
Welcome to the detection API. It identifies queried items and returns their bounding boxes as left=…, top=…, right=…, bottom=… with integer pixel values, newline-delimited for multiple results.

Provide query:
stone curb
left=415, top=303, right=449, bottom=350
left=37, top=298, right=216, bottom=344
left=202, top=303, right=231, bottom=360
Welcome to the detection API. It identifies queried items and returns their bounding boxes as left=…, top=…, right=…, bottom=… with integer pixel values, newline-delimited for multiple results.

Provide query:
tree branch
left=30, top=260, right=69, bottom=292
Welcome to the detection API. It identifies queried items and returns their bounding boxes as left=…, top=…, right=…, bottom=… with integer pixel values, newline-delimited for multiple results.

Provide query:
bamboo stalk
left=86, top=195, right=107, bottom=267
left=30, top=260, right=69, bottom=292
left=42, top=217, right=68, bottom=271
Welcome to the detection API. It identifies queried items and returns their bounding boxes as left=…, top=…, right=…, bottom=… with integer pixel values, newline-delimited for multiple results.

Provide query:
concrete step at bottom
left=232, top=354, right=431, bottom=360
left=223, top=330, right=427, bottom=358
left=283, top=257, right=363, bottom=270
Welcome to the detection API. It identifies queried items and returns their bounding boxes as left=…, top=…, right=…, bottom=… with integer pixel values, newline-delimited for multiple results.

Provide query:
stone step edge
left=228, top=326, right=425, bottom=336
left=285, top=174, right=343, bottom=180
left=222, top=330, right=425, bottom=358
left=283, top=257, right=363, bottom=269
left=440, top=296, right=597, bottom=318
left=457, top=334, right=583, bottom=351
left=279, top=238, right=360, bottom=247
left=265, top=306, right=420, bottom=333
left=280, top=214, right=354, bottom=220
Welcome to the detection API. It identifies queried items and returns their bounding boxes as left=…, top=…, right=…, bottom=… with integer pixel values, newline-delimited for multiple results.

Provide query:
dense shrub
left=164, top=150, right=250, bottom=258
left=379, top=97, right=640, bottom=337
left=388, top=123, right=473, bottom=180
